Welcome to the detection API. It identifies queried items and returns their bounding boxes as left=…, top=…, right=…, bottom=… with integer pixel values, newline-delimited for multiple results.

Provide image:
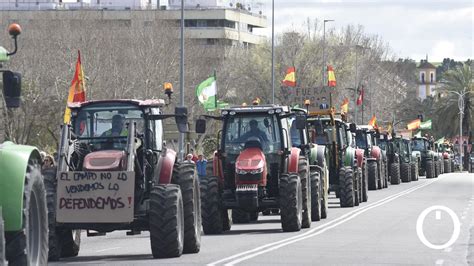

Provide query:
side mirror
left=3, top=71, right=22, bottom=108
left=174, top=107, right=188, bottom=133
left=195, top=119, right=206, bottom=134
left=295, top=115, right=306, bottom=130
left=349, top=123, right=357, bottom=133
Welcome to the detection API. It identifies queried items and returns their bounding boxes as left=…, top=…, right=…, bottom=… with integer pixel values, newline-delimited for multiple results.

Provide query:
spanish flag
left=327, top=65, right=336, bottom=87
left=407, top=119, right=421, bottom=130
left=356, top=86, right=364, bottom=106
left=368, top=115, right=377, bottom=127
left=282, top=67, right=296, bottom=87
left=341, top=98, right=349, bottom=114
left=64, top=51, right=86, bottom=124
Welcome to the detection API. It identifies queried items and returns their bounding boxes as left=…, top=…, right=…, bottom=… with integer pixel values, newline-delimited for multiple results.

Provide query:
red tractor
left=196, top=105, right=315, bottom=233
left=44, top=99, right=201, bottom=260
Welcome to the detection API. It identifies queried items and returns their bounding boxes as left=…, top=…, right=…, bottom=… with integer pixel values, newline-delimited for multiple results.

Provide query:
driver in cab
left=101, top=114, right=128, bottom=137
left=239, top=119, right=269, bottom=144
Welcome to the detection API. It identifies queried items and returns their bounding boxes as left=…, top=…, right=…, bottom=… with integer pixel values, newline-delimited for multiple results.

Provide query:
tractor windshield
left=73, top=103, right=145, bottom=150
left=379, top=139, right=387, bottom=150
left=356, top=131, right=367, bottom=149
left=309, top=118, right=333, bottom=145
left=412, top=139, right=426, bottom=151
left=223, top=114, right=281, bottom=154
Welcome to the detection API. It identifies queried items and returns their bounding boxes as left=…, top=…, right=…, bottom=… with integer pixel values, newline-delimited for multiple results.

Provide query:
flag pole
left=214, top=69, right=217, bottom=110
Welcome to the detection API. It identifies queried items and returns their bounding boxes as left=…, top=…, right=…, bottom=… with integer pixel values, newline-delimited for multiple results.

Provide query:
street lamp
left=322, top=19, right=334, bottom=87
left=271, top=0, right=275, bottom=104
left=447, top=88, right=470, bottom=171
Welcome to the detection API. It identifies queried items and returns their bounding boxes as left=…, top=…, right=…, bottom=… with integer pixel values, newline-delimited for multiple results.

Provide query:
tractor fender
left=355, top=148, right=364, bottom=168
left=287, top=147, right=301, bottom=173
left=370, top=146, right=382, bottom=161
left=156, top=149, right=177, bottom=184
left=344, top=147, right=356, bottom=167
left=0, top=141, right=41, bottom=231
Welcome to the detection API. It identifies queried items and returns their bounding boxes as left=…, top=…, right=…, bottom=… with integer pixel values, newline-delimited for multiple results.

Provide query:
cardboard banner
left=56, top=171, right=135, bottom=223
left=287, top=86, right=333, bottom=111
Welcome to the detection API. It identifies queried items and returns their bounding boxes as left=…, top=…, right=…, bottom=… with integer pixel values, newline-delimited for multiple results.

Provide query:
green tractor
left=0, top=24, right=49, bottom=265
left=392, top=137, right=418, bottom=183
left=307, top=109, right=365, bottom=207
left=355, top=126, right=387, bottom=190
left=411, top=137, right=437, bottom=178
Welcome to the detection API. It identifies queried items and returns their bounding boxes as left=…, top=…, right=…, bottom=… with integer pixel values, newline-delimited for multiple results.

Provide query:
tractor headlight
left=236, top=169, right=248, bottom=175
left=249, top=168, right=264, bottom=174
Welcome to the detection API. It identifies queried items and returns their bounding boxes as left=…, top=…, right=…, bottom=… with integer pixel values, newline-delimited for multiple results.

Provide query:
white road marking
left=95, top=247, right=121, bottom=253
left=435, top=259, right=444, bottom=265
left=436, top=210, right=441, bottom=220
left=209, top=178, right=440, bottom=266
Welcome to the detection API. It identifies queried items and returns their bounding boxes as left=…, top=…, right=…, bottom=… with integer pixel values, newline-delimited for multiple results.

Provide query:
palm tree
left=436, top=63, right=473, bottom=138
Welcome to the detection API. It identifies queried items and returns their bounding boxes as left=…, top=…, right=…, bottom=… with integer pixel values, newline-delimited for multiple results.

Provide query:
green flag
left=414, top=131, right=422, bottom=138
left=420, top=119, right=432, bottom=130
left=196, top=75, right=228, bottom=111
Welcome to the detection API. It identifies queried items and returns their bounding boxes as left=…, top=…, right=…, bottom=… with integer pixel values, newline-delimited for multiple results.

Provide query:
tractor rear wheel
left=411, top=162, right=419, bottom=181
left=310, top=171, right=321, bottom=221
left=426, top=160, right=435, bottom=178
left=232, top=209, right=251, bottom=224
left=6, top=162, right=48, bottom=266
left=339, top=167, right=355, bottom=208
left=434, top=161, right=439, bottom=177
left=401, top=163, right=411, bottom=183
left=361, top=163, right=368, bottom=202
left=200, top=175, right=226, bottom=234
left=356, top=167, right=363, bottom=204
left=280, top=173, right=303, bottom=232
left=444, top=159, right=450, bottom=173
left=367, top=161, right=378, bottom=190
left=390, top=163, right=401, bottom=185
left=172, top=162, right=201, bottom=254
left=381, top=161, right=388, bottom=188
left=149, top=184, right=184, bottom=258
left=320, top=169, right=328, bottom=219
left=299, top=157, right=311, bottom=228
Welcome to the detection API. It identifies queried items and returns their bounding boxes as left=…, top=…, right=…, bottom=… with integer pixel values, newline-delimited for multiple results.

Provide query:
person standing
left=196, top=154, right=207, bottom=180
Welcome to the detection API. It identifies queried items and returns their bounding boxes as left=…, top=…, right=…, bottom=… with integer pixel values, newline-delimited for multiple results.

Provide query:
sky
left=254, top=0, right=473, bottom=62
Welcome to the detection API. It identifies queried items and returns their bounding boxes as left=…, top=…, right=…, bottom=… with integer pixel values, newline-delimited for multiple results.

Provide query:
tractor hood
left=83, top=150, right=127, bottom=171
left=235, top=148, right=266, bottom=171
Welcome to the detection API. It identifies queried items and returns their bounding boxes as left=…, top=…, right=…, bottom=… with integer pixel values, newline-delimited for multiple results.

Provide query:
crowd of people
left=184, top=150, right=207, bottom=180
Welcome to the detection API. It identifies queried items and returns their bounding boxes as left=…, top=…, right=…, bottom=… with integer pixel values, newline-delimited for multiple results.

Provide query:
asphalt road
left=54, top=172, right=474, bottom=265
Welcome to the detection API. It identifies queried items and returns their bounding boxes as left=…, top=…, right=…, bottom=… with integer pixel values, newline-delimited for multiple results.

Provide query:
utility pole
left=448, top=88, right=469, bottom=171
left=271, top=0, right=275, bottom=104
left=178, top=0, right=185, bottom=161
left=322, top=19, right=334, bottom=87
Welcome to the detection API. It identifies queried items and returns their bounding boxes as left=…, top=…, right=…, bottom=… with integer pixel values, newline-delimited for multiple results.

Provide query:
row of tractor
left=0, top=22, right=457, bottom=266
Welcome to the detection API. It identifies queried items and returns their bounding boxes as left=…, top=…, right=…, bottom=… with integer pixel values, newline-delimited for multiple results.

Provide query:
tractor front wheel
left=299, top=157, right=311, bottom=228
left=149, top=184, right=184, bottom=258
left=339, top=167, right=355, bottom=208
left=426, top=160, right=435, bottom=178
left=390, top=163, right=401, bottom=185
left=6, top=162, right=48, bottom=266
left=280, top=173, right=303, bottom=232
left=172, top=162, right=201, bottom=254
left=401, top=163, right=411, bottom=183
left=367, top=161, right=378, bottom=190
left=411, top=162, right=419, bottom=181
left=200, top=175, right=227, bottom=234
left=310, top=171, right=321, bottom=221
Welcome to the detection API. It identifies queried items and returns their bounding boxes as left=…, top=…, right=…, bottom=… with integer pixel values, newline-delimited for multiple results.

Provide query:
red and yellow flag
left=407, top=119, right=421, bottom=130
left=282, top=67, right=296, bottom=87
left=368, top=115, right=377, bottom=127
left=341, top=98, right=349, bottom=114
left=356, top=86, right=364, bottom=106
left=64, top=50, right=86, bottom=124
left=327, top=65, right=336, bottom=87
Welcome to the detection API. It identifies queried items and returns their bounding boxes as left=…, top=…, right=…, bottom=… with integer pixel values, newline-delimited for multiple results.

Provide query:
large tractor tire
left=172, top=162, right=201, bottom=254
left=444, top=159, right=450, bottom=173
left=367, top=161, right=378, bottom=190
left=381, top=161, right=388, bottom=188
left=299, top=157, right=311, bottom=228
left=149, top=184, right=184, bottom=258
left=279, top=173, right=303, bottom=232
left=43, top=168, right=80, bottom=261
left=249, top=212, right=259, bottom=222
left=320, top=169, right=328, bottom=219
left=426, top=160, right=435, bottom=178
left=390, top=163, right=401, bottom=185
left=200, top=175, right=228, bottom=234
left=310, top=171, right=321, bottom=221
left=6, top=163, right=48, bottom=266
left=411, top=162, right=419, bottom=181
left=354, top=167, right=361, bottom=206
left=232, top=209, right=251, bottom=224
left=434, top=160, right=439, bottom=178
left=361, top=163, right=368, bottom=202
left=401, top=163, right=411, bottom=183
left=339, top=167, right=355, bottom=208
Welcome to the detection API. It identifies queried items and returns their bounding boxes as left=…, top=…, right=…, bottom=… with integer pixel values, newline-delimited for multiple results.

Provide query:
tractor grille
left=236, top=184, right=258, bottom=192
left=237, top=173, right=262, bottom=182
